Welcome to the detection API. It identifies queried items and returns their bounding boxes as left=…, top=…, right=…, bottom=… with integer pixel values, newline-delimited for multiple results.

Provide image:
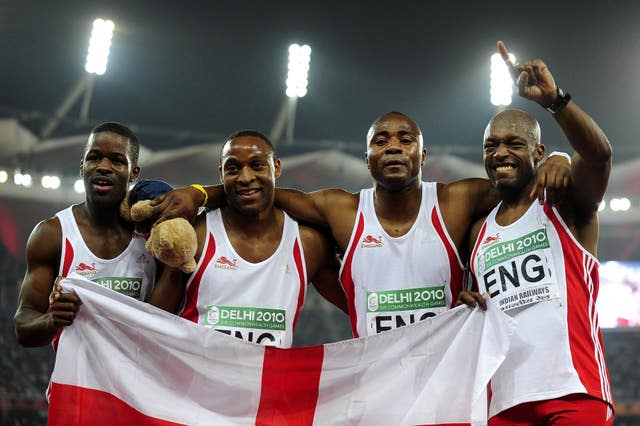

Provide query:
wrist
left=545, top=87, right=571, bottom=114
left=189, top=184, right=208, bottom=208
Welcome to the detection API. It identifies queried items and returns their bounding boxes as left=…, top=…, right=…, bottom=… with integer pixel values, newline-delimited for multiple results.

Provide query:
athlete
left=468, top=41, right=614, bottom=425
left=14, top=123, right=178, bottom=347
left=151, top=130, right=346, bottom=348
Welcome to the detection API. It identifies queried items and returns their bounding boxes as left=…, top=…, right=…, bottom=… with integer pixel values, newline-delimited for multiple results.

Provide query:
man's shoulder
left=26, top=216, right=63, bottom=261
left=320, top=188, right=360, bottom=204
left=437, top=178, right=494, bottom=205
left=32, top=215, right=62, bottom=239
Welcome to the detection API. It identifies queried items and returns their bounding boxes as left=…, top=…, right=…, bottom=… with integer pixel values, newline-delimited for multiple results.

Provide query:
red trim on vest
left=430, top=207, right=464, bottom=308
left=543, top=204, right=612, bottom=406
left=339, top=212, right=365, bottom=338
left=179, top=233, right=216, bottom=323
left=61, top=238, right=74, bottom=277
left=291, top=239, right=306, bottom=331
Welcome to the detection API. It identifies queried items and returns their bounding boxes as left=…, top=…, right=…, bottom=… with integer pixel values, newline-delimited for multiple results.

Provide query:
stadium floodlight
left=85, top=18, right=114, bottom=75
left=610, top=197, right=631, bottom=212
left=14, top=172, right=32, bottom=187
left=41, top=175, right=61, bottom=190
left=42, top=18, right=114, bottom=139
left=286, top=44, right=311, bottom=98
left=74, top=179, right=86, bottom=193
left=490, top=53, right=515, bottom=106
left=0, top=170, right=7, bottom=183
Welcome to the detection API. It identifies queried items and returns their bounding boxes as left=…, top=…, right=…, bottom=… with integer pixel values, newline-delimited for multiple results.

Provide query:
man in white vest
left=467, top=41, right=614, bottom=425
left=150, top=130, right=346, bottom=348
left=14, top=123, right=179, bottom=348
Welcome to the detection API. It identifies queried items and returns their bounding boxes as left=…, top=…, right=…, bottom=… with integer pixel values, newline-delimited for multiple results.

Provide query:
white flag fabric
left=48, top=275, right=515, bottom=426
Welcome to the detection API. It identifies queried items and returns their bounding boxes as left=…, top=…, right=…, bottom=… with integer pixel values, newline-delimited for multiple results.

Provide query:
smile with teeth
left=237, top=189, right=260, bottom=196
left=495, top=165, right=515, bottom=173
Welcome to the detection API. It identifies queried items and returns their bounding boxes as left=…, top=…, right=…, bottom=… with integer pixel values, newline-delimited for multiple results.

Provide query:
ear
left=79, top=160, right=84, bottom=176
left=421, top=147, right=427, bottom=166
left=534, top=144, right=546, bottom=166
left=130, top=165, right=141, bottom=183
left=364, top=152, right=370, bottom=170
left=274, top=158, right=282, bottom=179
left=219, top=166, right=224, bottom=183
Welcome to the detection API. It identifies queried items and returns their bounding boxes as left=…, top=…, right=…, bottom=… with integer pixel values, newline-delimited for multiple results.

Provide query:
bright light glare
left=85, top=18, right=114, bottom=75
left=610, top=197, right=631, bottom=212
left=286, top=43, right=311, bottom=98
left=41, top=175, right=61, bottom=189
left=598, top=200, right=606, bottom=212
left=74, top=179, right=86, bottom=193
left=490, top=53, right=515, bottom=106
left=14, top=172, right=32, bottom=187
left=0, top=170, right=7, bottom=183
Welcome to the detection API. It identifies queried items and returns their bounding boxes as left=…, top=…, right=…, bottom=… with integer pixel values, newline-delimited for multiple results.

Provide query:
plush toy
left=121, top=179, right=198, bottom=273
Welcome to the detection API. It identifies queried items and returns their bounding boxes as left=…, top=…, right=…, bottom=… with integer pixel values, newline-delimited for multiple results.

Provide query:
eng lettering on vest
left=366, top=286, right=447, bottom=335
left=204, top=305, right=286, bottom=347
left=477, top=228, right=559, bottom=312
left=92, top=276, right=142, bottom=299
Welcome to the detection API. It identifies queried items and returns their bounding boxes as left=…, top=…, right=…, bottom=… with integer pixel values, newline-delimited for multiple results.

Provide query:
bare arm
left=147, top=262, right=187, bottom=314
left=150, top=185, right=226, bottom=225
left=14, top=219, right=81, bottom=347
left=554, top=103, right=611, bottom=210
left=150, top=185, right=358, bottom=236
left=437, top=178, right=499, bottom=252
left=275, top=188, right=355, bottom=228
left=499, top=40, right=611, bottom=212
left=499, top=40, right=610, bottom=253
left=300, top=226, right=348, bottom=314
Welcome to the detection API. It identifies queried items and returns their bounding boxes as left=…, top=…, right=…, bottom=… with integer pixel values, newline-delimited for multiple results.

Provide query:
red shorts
left=489, top=393, right=614, bottom=426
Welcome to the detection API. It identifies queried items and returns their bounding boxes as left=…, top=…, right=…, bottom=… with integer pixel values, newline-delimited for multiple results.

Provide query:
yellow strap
left=189, top=183, right=208, bottom=207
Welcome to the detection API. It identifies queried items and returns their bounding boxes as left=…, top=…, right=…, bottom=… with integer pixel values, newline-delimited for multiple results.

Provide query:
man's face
left=80, top=131, right=139, bottom=205
left=219, top=136, right=281, bottom=216
left=365, top=114, right=426, bottom=190
left=483, top=119, right=544, bottom=191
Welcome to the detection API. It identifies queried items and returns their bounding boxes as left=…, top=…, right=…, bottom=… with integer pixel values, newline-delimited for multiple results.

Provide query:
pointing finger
left=498, top=40, right=519, bottom=80
left=497, top=40, right=511, bottom=64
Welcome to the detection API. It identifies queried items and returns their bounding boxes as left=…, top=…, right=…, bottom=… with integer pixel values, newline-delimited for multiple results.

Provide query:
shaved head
left=367, top=112, right=424, bottom=146
left=484, top=109, right=541, bottom=146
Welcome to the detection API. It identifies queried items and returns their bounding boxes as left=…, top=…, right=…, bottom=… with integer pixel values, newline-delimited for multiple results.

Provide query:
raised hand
left=498, top=40, right=558, bottom=108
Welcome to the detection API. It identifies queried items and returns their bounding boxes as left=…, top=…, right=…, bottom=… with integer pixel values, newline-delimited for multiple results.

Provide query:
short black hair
left=90, top=122, right=140, bottom=165
left=219, top=129, right=277, bottom=163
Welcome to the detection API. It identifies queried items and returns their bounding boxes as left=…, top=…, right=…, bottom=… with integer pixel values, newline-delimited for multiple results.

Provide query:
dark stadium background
left=1, top=1, right=639, bottom=424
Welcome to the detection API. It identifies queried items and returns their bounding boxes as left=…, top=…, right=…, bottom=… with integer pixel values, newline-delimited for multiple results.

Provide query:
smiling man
left=151, top=130, right=346, bottom=348
left=14, top=122, right=178, bottom=347
left=468, top=41, right=614, bottom=425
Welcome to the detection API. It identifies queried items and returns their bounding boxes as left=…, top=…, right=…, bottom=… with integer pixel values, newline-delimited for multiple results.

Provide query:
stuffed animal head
left=121, top=179, right=197, bottom=273
left=120, top=179, right=175, bottom=234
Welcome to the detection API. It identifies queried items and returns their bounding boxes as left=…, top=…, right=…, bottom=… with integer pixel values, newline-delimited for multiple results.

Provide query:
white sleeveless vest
left=340, top=182, right=464, bottom=337
left=179, top=209, right=307, bottom=349
left=470, top=202, right=613, bottom=416
left=56, top=205, right=155, bottom=301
